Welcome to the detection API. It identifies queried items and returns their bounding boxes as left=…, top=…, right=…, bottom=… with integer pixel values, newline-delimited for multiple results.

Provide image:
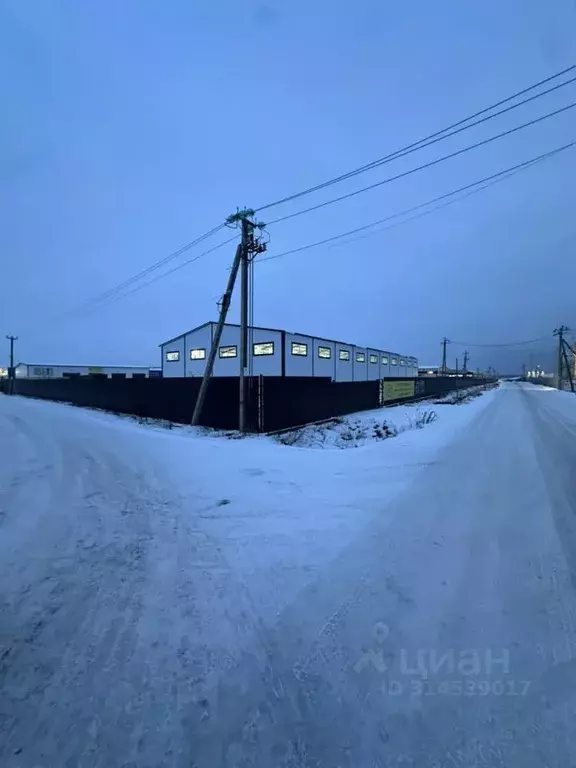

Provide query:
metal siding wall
left=213, top=326, right=241, bottom=376
left=353, top=347, right=368, bottom=381
left=101, top=367, right=151, bottom=378
left=251, top=329, right=282, bottom=375
left=184, top=326, right=212, bottom=377
left=24, top=365, right=57, bottom=379
left=162, top=337, right=185, bottom=377
left=367, top=348, right=380, bottom=380
left=334, top=343, right=353, bottom=381
left=285, top=333, right=313, bottom=377
left=381, top=352, right=391, bottom=379
left=160, top=322, right=420, bottom=381
left=313, top=338, right=336, bottom=378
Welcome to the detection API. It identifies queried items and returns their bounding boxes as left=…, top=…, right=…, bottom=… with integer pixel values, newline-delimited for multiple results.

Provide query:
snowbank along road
left=1, top=382, right=576, bottom=767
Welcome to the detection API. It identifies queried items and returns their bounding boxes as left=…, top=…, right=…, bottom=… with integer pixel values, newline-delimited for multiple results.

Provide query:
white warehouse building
left=13, top=363, right=159, bottom=379
left=160, top=322, right=418, bottom=381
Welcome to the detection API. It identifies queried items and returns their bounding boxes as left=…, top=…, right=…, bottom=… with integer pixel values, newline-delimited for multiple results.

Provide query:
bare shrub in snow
left=274, top=407, right=440, bottom=449
left=339, top=422, right=368, bottom=442
left=435, top=387, right=484, bottom=406
left=277, top=429, right=306, bottom=446
left=372, top=421, right=396, bottom=439
left=413, top=409, right=437, bottom=428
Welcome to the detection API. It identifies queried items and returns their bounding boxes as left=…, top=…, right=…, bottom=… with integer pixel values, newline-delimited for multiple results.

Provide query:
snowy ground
left=271, top=385, right=492, bottom=448
left=2, top=383, right=576, bottom=766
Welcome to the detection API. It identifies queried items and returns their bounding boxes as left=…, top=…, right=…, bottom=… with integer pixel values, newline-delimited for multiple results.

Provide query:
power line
left=260, top=176, right=512, bottom=264
left=255, top=65, right=576, bottom=213
left=257, top=141, right=575, bottom=265
left=265, top=101, right=576, bottom=226
left=451, top=336, right=553, bottom=348
left=74, top=235, right=238, bottom=315
left=321, top=164, right=537, bottom=252
left=77, top=223, right=226, bottom=311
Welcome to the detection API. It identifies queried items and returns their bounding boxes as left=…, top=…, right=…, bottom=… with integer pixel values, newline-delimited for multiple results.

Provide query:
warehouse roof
left=160, top=321, right=415, bottom=360
left=18, top=362, right=154, bottom=369
left=159, top=321, right=284, bottom=346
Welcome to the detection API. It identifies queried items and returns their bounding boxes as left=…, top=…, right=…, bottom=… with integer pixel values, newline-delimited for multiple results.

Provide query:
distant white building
left=14, top=363, right=159, bottom=379
left=160, top=322, right=418, bottom=381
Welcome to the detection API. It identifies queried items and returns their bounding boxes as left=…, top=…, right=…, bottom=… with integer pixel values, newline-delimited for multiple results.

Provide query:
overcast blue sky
left=1, top=0, right=575, bottom=373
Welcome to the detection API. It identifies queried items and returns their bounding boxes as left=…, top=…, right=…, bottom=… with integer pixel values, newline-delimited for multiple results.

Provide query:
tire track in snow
left=187, top=385, right=576, bottom=767
left=0, top=399, right=262, bottom=768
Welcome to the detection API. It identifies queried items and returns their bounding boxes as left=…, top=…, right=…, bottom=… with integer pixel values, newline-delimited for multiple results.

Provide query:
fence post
left=258, top=374, right=264, bottom=433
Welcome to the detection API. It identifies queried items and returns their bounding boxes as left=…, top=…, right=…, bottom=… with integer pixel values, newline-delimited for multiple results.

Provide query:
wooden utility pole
left=553, top=325, right=570, bottom=389
left=191, top=242, right=244, bottom=426
left=191, top=209, right=266, bottom=430
left=561, top=342, right=574, bottom=393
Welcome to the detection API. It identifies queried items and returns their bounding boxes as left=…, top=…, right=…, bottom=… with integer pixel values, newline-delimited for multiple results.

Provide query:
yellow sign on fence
left=382, top=380, right=415, bottom=402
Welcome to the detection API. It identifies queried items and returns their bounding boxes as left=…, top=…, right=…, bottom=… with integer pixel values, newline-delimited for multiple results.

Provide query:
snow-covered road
left=2, top=383, right=576, bottom=767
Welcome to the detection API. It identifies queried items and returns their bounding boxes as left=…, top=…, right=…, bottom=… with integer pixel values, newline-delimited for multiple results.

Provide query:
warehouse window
left=339, top=349, right=350, bottom=361
left=400, top=359, right=405, bottom=366
left=190, top=348, right=206, bottom=360
left=369, top=354, right=378, bottom=364
left=318, top=346, right=331, bottom=359
left=165, top=351, right=180, bottom=362
left=219, top=345, right=237, bottom=358
left=291, top=342, right=308, bottom=356
left=253, top=341, right=274, bottom=356
left=382, top=356, right=389, bottom=365
left=111, top=373, right=126, bottom=379
left=356, top=352, right=366, bottom=363
left=391, top=358, right=397, bottom=365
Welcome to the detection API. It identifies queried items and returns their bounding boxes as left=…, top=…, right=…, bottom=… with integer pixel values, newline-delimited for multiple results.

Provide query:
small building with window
left=160, top=322, right=418, bottom=381
left=14, top=363, right=159, bottom=379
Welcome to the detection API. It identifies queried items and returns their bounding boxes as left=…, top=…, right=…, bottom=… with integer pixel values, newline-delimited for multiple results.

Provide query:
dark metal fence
left=5, top=374, right=492, bottom=432
left=259, top=378, right=378, bottom=432
left=7, top=376, right=257, bottom=430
